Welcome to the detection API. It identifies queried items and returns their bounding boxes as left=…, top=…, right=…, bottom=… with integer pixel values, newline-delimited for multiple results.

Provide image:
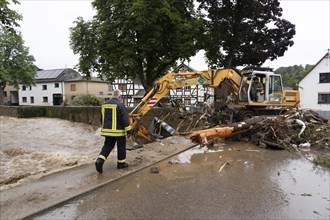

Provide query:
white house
left=298, top=52, right=330, bottom=118
left=110, top=64, right=214, bottom=108
left=111, top=78, right=145, bottom=107
left=169, top=64, right=214, bottom=108
left=19, top=69, right=80, bottom=106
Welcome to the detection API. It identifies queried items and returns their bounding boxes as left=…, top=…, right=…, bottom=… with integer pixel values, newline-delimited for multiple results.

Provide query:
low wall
left=0, top=106, right=172, bottom=127
left=0, top=106, right=19, bottom=117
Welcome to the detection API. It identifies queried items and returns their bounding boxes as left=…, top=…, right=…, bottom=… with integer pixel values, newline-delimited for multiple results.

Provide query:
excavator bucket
left=131, top=117, right=176, bottom=144
left=148, top=117, right=176, bottom=138
left=131, top=124, right=156, bottom=144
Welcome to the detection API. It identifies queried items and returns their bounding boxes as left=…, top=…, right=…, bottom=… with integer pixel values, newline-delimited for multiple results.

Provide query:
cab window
left=268, top=75, right=282, bottom=102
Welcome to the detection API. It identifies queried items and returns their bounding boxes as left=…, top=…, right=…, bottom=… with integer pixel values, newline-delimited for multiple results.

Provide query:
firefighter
left=95, top=89, right=132, bottom=173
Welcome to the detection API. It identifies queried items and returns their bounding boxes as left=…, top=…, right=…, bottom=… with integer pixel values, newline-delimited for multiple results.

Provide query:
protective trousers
left=98, top=136, right=126, bottom=162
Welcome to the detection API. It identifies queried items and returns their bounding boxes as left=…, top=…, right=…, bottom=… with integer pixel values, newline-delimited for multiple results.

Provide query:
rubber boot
left=95, top=158, right=104, bottom=173
left=117, top=162, right=129, bottom=169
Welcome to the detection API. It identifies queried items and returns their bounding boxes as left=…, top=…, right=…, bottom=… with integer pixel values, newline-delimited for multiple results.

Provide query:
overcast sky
left=12, top=0, right=330, bottom=71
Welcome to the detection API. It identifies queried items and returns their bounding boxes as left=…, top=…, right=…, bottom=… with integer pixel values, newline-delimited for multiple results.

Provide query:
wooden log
left=190, top=116, right=273, bottom=145
left=260, top=140, right=285, bottom=150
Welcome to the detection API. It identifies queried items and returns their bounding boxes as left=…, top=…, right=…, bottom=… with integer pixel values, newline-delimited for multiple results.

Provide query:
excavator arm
left=129, top=68, right=242, bottom=143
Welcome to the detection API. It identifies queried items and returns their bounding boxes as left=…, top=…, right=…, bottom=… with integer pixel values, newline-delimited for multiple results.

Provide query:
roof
left=177, top=63, right=197, bottom=72
left=242, top=66, right=273, bottom=72
left=35, top=68, right=81, bottom=82
left=132, top=78, right=142, bottom=84
left=298, top=52, right=329, bottom=83
left=133, top=89, right=146, bottom=97
left=36, top=69, right=64, bottom=79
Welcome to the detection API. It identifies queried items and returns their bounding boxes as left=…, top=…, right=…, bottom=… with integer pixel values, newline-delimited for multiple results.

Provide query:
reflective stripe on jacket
left=101, top=98, right=131, bottom=136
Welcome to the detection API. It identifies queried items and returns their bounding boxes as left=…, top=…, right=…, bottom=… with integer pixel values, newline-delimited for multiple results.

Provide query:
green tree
left=0, top=0, right=36, bottom=105
left=70, top=0, right=203, bottom=91
left=274, top=64, right=314, bottom=89
left=0, top=0, right=22, bottom=33
left=197, top=0, right=296, bottom=68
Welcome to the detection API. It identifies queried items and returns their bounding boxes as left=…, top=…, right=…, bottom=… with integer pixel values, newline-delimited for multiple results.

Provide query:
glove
left=126, top=130, right=131, bottom=138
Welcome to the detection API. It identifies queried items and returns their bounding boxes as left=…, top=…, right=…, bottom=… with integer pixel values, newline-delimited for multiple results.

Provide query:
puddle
left=170, top=145, right=224, bottom=163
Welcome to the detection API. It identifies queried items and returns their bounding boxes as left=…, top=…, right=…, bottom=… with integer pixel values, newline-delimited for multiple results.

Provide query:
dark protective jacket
left=101, top=98, right=131, bottom=136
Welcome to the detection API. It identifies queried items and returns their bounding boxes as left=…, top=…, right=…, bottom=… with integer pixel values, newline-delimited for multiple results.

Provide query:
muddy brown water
left=0, top=116, right=103, bottom=190
left=33, top=143, right=330, bottom=220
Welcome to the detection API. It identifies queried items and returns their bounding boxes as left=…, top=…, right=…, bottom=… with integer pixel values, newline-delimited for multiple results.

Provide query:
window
left=318, top=93, right=330, bottom=104
left=118, top=84, right=127, bottom=92
left=43, top=97, right=48, bottom=102
left=3, top=91, right=7, bottom=97
left=42, top=85, right=47, bottom=90
left=99, top=92, right=103, bottom=95
left=22, top=85, right=26, bottom=91
left=269, top=75, right=282, bottom=94
left=319, top=72, right=330, bottom=83
left=30, top=97, right=34, bottom=103
left=22, top=97, right=27, bottom=103
left=55, top=83, right=59, bottom=88
left=70, top=84, right=76, bottom=91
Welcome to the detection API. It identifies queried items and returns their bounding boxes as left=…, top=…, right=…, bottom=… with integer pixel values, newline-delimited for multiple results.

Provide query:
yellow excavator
left=129, top=67, right=300, bottom=142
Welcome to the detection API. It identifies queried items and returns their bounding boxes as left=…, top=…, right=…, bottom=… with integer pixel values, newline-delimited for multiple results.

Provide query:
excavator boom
left=129, top=69, right=242, bottom=143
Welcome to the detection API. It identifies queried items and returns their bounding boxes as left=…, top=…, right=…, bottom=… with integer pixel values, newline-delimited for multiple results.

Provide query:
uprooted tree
left=190, top=109, right=329, bottom=151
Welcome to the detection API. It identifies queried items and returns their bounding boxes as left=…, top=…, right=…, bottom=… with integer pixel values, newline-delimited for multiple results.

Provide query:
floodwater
left=34, top=143, right=330, bottom=220
left=0, top=116, right=103, bottom=190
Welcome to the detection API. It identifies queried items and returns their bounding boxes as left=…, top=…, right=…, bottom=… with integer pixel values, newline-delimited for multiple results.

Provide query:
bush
left=70, top=94, right=102, bottom=106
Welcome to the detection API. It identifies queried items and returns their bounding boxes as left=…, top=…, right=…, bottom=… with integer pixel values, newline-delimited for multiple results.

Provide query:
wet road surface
left=0, top=135, right=194, bottom=220
left=33, top=142, right=330, bottom=220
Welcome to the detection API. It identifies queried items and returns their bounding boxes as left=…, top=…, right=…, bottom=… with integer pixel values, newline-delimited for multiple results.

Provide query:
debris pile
left=154, top=107, right=210, bottom=135
left=240, top=109, right=329, bottom=151
left=189, top=109, right=329, bottom=151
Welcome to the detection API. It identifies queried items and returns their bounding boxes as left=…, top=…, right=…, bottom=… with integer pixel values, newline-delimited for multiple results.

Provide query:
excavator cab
left=238, top=69, right=284, bottom=104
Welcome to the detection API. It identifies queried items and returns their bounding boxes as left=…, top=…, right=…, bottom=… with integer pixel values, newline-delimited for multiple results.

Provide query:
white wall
left=19, top=82, right=63, bottom=106
left=299, top=55, right=330, bottom=117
